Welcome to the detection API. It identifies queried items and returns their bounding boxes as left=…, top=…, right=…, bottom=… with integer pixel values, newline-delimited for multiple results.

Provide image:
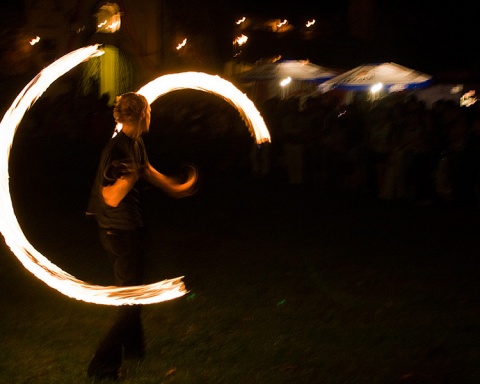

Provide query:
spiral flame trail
left=0, top=45, right=270, bottom=305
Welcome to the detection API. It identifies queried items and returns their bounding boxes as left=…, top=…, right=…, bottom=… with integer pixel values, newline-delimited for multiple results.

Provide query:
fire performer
left=86, top=92, right=197, bottom=380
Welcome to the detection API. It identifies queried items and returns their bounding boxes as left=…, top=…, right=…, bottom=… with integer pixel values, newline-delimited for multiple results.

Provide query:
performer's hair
left=113, top=92, right=148, bottom=124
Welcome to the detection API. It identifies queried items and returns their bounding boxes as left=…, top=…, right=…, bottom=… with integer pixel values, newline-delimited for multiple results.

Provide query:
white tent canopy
left=318, top=62, right=432, bottom=93
left=238, top=60, right=337, bottom=101
left=239, top=60, right=337, bottom=82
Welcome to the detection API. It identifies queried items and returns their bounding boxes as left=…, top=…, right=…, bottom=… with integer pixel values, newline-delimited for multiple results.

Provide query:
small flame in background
left=29, top=36, right=40, bottom=46
left=176, top=38, right=187, bottom=50
left=0, top=45, right=270, bottom=306
left=233, top=34, right=248, bottom=46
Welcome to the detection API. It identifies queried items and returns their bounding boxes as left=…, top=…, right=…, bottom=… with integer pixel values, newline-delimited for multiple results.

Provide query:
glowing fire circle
left=0, top=45, right=270, bottom=306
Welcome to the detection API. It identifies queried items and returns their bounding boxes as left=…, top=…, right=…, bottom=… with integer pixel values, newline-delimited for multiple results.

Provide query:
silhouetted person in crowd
left=86, top=92, right=197, bottom=380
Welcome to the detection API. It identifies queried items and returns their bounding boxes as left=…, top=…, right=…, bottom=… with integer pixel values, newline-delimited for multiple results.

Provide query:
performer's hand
left=143, top=162, right=199, bottom=198
left=175, top=163, right=199, bottom=198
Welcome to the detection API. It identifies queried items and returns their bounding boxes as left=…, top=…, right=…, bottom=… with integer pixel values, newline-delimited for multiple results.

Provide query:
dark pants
left=88, top=227, right=146, bottom=378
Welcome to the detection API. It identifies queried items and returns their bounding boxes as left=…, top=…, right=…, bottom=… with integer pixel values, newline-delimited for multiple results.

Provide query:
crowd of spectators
left=252, top=91, right=480, bottom=207
left=6, top=81, right=480, bottom=208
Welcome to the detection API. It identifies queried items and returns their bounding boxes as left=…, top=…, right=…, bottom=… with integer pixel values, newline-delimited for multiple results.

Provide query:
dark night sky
left=230, top=1, right=479, bottom=75
left=232, top=0, right=349, bottom=17
left=1, top=1, right=478, bottom=76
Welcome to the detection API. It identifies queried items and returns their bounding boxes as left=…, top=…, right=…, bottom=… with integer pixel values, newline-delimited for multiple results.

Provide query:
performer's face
left=141, top=105, right=151, bottom=134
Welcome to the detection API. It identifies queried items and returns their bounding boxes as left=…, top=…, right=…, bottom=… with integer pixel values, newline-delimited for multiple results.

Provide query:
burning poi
left=0, top=45, right=270, bottom=306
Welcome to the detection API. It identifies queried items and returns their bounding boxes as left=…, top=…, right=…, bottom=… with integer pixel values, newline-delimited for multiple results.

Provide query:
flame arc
left=0, top=45, right=270, bottom=306
left=137, top=72, right=270, bottom=144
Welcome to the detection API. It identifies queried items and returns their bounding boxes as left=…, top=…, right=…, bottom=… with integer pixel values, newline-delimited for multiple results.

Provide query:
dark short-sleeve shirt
left=87, top=131, right=148, bottom=230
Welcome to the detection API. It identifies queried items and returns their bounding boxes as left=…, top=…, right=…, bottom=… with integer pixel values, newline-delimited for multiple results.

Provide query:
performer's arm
left=102, top=172, right=139, bottom=207
left=143, top=163, right=197, bottom=198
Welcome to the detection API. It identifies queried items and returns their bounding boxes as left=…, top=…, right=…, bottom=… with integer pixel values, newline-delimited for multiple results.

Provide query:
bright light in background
left=96, top=3, right=121, bottom=33
left=306, top=19, right=316, bottom=27
left=460, top=90, right=477, bottom=107
left=176, top=38, right=187, bottom=50
left=29, top=36, right=40, bottom=46
left=233, top=34, right=248, bottom=46
left=236, top=17, right=246, bottom=25
left=370, top=82, right=383, bottom=94
left=450, top=84, right=463, bottom=94
left=277, top=19, right=288, bottom=28
left=280, top=77, right=291, bottom=87
left=0, top=45, right=270, bottom=306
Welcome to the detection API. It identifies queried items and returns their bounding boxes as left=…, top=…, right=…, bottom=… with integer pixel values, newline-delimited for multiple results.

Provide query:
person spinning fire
left=86, top=92, right=197, bottom=380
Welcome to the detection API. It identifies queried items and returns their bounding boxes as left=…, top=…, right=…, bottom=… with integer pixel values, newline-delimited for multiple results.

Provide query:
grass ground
left=1, top=164, right=480, bottom=383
